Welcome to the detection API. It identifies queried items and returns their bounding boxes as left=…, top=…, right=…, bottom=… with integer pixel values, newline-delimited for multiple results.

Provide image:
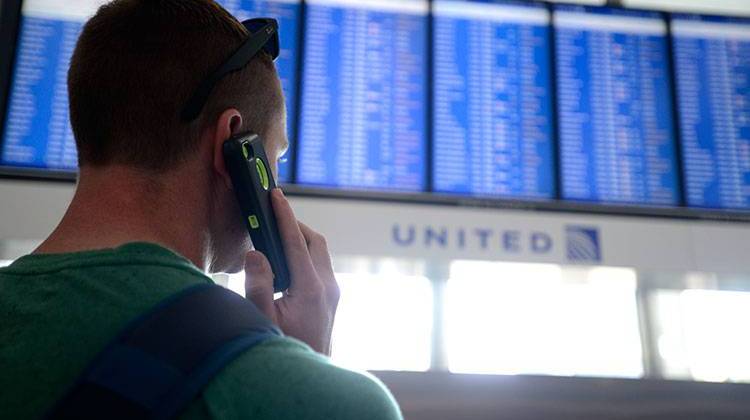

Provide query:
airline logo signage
left=390, top=223, right=602, bottom=264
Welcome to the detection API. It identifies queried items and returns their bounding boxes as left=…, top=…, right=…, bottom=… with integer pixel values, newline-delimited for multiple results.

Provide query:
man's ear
left=211, top=109, right=243, bottom=189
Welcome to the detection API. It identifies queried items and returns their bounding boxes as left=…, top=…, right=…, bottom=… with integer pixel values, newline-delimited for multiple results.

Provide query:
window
left=653, top=286, right=750, bottom=383
left=445, top=261, right=643, bottom=378
left=330, top=272, right=433, bottom=372
left=222, top=260, right=434, bottom=372
left=223, top=272, right=245, bottom=297
left=222, top=257, right=750, bottom=384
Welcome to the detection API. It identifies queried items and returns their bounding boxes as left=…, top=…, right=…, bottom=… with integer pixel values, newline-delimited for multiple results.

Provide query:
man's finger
left=244, top=251, right=275, bottom=319
left=298, top=222, right=335, bottom=279
left=298, top=222, right=339, bottom=308
left=270, top=189, right=317, bottom=287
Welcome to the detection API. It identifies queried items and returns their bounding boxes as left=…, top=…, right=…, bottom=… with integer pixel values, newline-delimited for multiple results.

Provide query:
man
left=0, top=0, right=402, bottom=418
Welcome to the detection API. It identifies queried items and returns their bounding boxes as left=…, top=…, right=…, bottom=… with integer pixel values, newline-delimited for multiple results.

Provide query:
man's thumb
left=244, top=251, right=275, bottom=319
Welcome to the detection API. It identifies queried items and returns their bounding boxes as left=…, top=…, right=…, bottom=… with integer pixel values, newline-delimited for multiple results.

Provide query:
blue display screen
left=432, top=0, right=554, bottom=199
left=672, top=14, right=750, bottom=210
left=1, top=0, right=301, bottom=182
left=217, top=0, right=301, bottom=183
left=1, top=6, right=86, bottom=170
left=554, top=5, right=680, bottom=206
left=297, top=0, right=428, bottom=191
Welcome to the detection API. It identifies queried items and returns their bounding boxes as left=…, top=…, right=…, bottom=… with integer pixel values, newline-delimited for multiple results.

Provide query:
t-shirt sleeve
left=182, top=337, right=403, bottom=420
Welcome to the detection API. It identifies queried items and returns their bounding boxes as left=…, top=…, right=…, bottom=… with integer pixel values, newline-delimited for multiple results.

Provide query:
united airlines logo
left=389, top=223, right=603, bottom=264
left=390, top=224, right=553, bottom=254
left=565, top=226, right=602, bottom=263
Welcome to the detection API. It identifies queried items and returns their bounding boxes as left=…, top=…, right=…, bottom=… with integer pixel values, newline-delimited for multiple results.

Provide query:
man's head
left=67, top=0, right=288, bottom=272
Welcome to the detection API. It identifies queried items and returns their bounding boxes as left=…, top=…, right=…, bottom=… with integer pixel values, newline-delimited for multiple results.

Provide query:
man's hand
left=244, top=188, right=340, bottom=355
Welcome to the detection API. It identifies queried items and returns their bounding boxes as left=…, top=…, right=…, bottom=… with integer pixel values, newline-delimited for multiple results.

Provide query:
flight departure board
left=217, top=0, right=301, bottom=183
left=0, top=1, right=103, bottom=170
left=432, top=0, right=555, bottom=199
left=1, top=0, right=300, bottom=182
left=554, top=6, right=681, bottom=206
left=672, top=15, right=750, bottom=210
left=4, top=0, right=750, bottom=218
left=297, top=0, right=428, bottom=191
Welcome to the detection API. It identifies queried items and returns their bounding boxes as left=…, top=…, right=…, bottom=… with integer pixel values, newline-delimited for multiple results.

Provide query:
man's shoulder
left=192, top=336, right=402, bottom=420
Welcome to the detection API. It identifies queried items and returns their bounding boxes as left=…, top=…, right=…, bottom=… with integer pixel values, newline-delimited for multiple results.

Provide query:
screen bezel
left=0, top=0, right=80, bottom=180
left=668, top=11, right=750, bottom=212
left=550, top=2, right=684, bottom=208
left=0, top=0, right=23, bottom=169
left=0, top=0, right=749, bottom=222
left=296, top=0, right=431, bottom=193
left=430, top=0, right=557, bottom=201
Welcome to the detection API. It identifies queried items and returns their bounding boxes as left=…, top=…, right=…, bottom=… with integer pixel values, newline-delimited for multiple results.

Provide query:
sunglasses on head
left=180, top=18, right=280, bottom=122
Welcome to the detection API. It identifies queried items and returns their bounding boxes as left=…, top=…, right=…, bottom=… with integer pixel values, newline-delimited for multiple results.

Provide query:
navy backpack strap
left=47, top=283, right=282, bottom=420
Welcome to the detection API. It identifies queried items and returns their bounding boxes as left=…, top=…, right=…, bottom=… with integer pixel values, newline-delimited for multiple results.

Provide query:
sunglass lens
left=243, top=19, right=280, bottom=60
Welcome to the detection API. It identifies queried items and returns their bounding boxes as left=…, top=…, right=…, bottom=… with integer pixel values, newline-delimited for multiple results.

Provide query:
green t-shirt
left=0, top=242, right=402, bottom=419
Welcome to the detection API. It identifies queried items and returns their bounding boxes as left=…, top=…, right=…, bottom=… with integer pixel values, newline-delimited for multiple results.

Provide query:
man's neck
left=35, top=165, right=212, bottom=271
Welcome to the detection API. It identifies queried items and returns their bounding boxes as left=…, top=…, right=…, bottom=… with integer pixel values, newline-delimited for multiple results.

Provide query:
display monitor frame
left=0, top=1, right=22, bottom=131
left=430, top=0, right=557, bottom=201
left=0, top=1, right=22, bottom=141
left=551, top=3, right=684, bottom=208
left=0, top=0, right=308, bottom=183
left=669, top=12, right=750, bottom=211
left=296, top=0, right=431, bottom=193
left=0, top=0, right=78, bottom=181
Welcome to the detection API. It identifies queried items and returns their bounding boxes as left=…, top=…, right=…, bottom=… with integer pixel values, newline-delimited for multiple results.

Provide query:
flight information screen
left=554, top=6, right=680, bottom=206
left=217, top=0, right=301, bottom=183
left=0, top=1, right=104, bottom=171
left=672, top=15, right=750, bottom=210
left=1, top=0, right=300, bottom=182
left=432, top=0, right=554, bottom=199
left=297, top=0, right=428, bottom=191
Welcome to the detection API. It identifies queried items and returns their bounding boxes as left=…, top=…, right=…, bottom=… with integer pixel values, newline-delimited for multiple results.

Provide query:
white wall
left=624, top=0, right=750, bottom=16
left=0, top=179, right=74, bottom=257
left=3, top=178, right=750, bottom=275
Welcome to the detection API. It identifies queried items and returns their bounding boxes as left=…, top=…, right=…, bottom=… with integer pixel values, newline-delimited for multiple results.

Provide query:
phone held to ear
left=223, top=132, right=291, bottom=292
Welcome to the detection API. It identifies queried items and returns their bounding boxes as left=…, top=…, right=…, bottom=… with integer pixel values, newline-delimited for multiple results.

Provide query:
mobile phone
left=223, top=132, right=291, bottom=292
